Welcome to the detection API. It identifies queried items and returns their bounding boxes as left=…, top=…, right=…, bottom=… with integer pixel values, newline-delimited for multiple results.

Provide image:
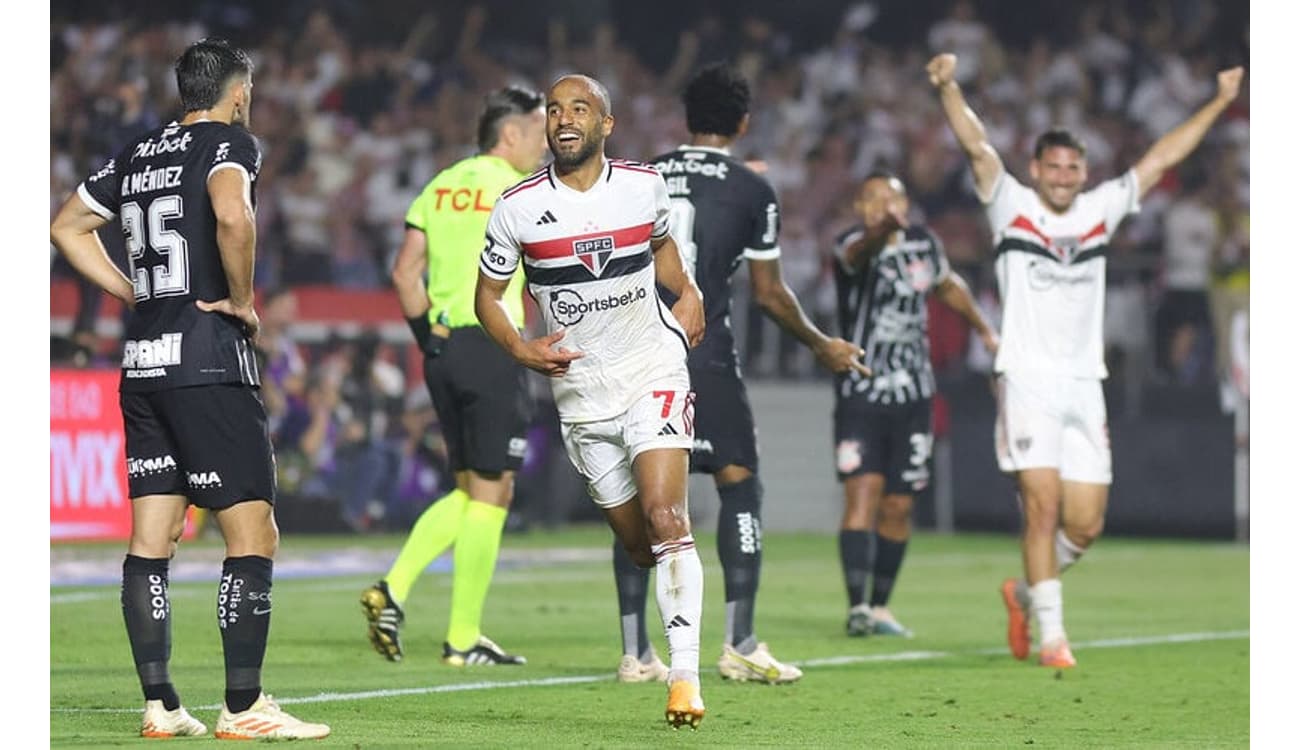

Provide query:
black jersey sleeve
left=743, top=176, right=781, bottom=259
left=832, top=226, right=867, bottom=276
left=78, top=157, right=122, bottom=219
left=207, top=127, right=262, bottom=203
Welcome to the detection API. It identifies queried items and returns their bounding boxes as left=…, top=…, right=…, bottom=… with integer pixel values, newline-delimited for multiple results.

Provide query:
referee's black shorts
left=688, top=364, right=759, bottom=475
left=120, top=384, right=276, bottom=509
left=423, top=326, right=533, bottom=475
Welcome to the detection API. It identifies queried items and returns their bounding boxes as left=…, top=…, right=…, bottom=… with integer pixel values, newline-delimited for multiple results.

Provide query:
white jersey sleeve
left=1093, top=168, right=1141, bottom=233
left=983, top=169, right=1038, bottom=232
left=480, top=201, right=521, bottom=280
left=650, top=171, right=671, bottom=240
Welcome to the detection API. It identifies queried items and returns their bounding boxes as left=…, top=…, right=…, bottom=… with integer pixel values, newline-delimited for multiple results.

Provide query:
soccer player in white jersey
left=927, top=52, right=1243, bottom=668
left=475, top=74, right=708, bottom=729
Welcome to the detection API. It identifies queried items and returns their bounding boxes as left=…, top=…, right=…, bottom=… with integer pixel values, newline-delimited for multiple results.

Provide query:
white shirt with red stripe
left=985, top=169, right=1139, bottom=379
left=481, top=157, right=690, bottom=423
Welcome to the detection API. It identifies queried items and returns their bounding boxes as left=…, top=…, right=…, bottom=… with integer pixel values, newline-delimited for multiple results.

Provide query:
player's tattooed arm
left=651, top=234, right=705, bottom=347
left=475, top=272, right=583, bottom=377
left=50, top=194, right=136, bottom=308
left=926, top=53, right=1004, bottom=202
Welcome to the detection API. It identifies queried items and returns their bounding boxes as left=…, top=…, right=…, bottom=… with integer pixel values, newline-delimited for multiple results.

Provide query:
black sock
left=838, top=530, right=872, bottom=608
left=869, top=535, right=909, bottom=607
left=717, top=476, right=763, bottom=650
left=122, top=555, right=180, bottom=711
left=612, top=540, right=651, bottom=660
left=219, top=555, right=273, bottom=713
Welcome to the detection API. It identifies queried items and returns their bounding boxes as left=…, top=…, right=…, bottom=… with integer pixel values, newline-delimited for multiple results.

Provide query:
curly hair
left=683, top=63, right=750, bottom=137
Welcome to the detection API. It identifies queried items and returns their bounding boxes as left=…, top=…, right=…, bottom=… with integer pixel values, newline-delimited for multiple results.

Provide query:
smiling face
left=854, top=174, right=909, bottom=228
left=545, top=76, right=613, bottom=170
left=1029, top=145, right=1088, bottom=213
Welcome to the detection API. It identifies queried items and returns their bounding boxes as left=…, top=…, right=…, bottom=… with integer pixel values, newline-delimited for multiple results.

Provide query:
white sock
left=652, top=536, right=703, bottom=682
left=1029, top=578, right=1066, bottom=646
left=1055, top=529, right=1086, bottom=575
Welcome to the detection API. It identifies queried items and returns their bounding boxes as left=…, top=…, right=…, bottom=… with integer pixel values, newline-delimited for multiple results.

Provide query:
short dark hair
left=862, top=170, right=906, bottom=191
left=1033, top=128, right=1087, bottom=159
left=683, top=63, right=750, bottom=137
left=174, top=38, right=253, bottom=113
left=478, top=86, right=544, bottom=152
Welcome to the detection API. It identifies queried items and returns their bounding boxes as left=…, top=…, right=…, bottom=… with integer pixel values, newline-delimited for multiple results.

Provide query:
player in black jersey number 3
left=49, top=39, right=329, bottom=740
left=831, top=173, right=997, bottom=639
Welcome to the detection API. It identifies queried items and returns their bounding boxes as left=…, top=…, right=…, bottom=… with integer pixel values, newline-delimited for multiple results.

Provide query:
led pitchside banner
left=50, top=369, right=194, bottom=541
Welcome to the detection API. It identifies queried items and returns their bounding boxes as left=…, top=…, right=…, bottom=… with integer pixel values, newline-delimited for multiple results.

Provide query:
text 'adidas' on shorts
left=560, top=385, right=695, bottom=508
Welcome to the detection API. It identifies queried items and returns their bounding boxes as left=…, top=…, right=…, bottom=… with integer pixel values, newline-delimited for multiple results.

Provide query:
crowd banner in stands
left=50, top=368, right=195, bottom=541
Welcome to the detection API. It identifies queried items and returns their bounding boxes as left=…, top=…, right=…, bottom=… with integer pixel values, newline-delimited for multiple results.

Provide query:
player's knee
left=129, top=527, right=177, bottom=559
left=1065, top=517, right=1104, bottom=547
left=168, top=516, right=186, bottom=544
left=1022, top=501, right=1060, bottom=534
left=228, top=515, right=279, bottom=558
left=645, top=502, right=690, bottom=542
left=261, top=519, right=281, bottom=558
left=880, top=494, right=914, bottom=524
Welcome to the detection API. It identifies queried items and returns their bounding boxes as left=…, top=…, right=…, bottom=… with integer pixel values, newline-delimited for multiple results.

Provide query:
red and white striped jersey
left=480, top=158, right=690, bottom=422
left=986, top=169, right=1140, bottom=378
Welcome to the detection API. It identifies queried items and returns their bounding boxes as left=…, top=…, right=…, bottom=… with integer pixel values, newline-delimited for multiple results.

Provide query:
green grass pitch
left=51, top=527, right=1248, bottom=747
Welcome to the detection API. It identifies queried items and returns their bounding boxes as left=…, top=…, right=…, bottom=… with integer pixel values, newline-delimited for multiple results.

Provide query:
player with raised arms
left=928, top=51, right=1243, bottom=668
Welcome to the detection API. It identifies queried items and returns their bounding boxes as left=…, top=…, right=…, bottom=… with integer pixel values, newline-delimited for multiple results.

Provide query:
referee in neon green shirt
left=361, top=87, right=548, bottom=666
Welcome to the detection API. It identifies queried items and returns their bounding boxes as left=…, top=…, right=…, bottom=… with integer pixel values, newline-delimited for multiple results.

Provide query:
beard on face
left=549, top=129, right=602, bottom=169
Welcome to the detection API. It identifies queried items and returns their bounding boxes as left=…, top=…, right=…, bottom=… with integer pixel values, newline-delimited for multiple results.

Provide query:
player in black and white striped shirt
left=830, top=173, right=998, bottom=638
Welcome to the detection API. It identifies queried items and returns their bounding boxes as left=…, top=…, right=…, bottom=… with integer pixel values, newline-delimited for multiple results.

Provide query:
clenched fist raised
left=927, top=53, right=958, bottom=88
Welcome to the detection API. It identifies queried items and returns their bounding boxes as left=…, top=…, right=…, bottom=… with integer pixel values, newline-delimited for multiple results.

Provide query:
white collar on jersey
left=677, top=143, right=731, bottom=155
left=549, top=156, right=611, bottom=195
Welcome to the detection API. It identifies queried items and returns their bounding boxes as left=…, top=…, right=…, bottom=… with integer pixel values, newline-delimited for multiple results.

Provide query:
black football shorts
left=832, top=396, right=934, bottom=493
left=120, top=384, right=276, bottom=509
left=687, top=365, right=759, bottom=475
left=423, top=326, right=533, bottom=475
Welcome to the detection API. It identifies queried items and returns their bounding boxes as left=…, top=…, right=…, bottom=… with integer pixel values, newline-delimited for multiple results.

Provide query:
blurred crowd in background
left=50, top=0, right=1250, bottom=531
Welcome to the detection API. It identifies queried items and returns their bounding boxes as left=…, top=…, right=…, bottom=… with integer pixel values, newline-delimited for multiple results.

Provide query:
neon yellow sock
left=446, top=500, right=508, bottom=651
left=384, top=488, right=469, bottom=605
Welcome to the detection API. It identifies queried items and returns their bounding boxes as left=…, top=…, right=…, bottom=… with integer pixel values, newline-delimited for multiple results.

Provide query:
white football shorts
left=994, top=373, right=1111, bottom=485
left=560, top=385, right=696, bottom=508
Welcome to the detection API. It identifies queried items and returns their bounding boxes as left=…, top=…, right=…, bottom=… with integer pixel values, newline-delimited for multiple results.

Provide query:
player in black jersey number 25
left=50, top=38, right=328, bottom=740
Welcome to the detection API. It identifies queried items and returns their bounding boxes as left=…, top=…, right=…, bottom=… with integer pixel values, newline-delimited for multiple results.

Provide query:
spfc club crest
left=1050, top=235, right=1079, bottom=262
left=573, top=236, right=616, bottom=276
